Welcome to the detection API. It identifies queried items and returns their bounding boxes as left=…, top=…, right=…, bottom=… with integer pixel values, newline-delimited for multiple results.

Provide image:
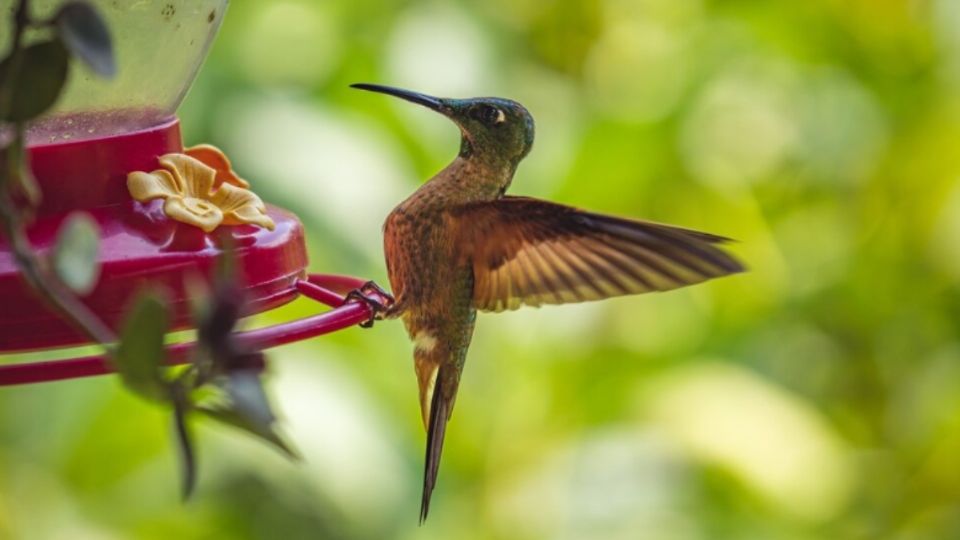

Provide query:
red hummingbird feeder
left=0, top=0, right=388, bottom=385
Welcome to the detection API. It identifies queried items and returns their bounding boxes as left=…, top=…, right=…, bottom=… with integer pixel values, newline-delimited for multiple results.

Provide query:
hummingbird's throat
left=458, top=134, right=520, bottom=173
left=458, top=134, right=473, bottom=158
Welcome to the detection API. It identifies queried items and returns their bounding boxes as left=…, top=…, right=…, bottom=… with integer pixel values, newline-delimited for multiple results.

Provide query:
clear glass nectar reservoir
left=0, top=0, right=228, bottom=144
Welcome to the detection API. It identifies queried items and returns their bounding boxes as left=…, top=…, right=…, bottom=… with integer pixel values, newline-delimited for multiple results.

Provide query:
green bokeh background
left=5, top=0, right=960, bottom=538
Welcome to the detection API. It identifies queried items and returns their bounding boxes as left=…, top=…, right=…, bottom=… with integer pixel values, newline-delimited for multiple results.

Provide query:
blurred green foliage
left=5, top=0, right=960, bottom=538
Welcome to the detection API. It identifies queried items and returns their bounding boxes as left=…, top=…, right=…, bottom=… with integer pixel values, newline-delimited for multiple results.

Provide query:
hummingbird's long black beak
left=350, top=83, right=447, bottom=113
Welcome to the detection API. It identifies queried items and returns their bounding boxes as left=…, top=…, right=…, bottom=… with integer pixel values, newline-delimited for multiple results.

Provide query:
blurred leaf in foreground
left=51, top=212, right=101, bottom=295
left=0, top=39, right=69, bottom=122
left=114, top=292, right=169, bottom=401
left=171, top=382, right=197, bottom=500
left=199, top=368, right=299, bottom=460
left=55, top=0, right=116, bottom=78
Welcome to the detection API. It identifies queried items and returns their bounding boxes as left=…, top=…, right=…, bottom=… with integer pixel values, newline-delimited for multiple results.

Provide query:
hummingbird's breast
left=384, top=190, right=465, bottom=309
left=383, top=162, right=497, bottom=344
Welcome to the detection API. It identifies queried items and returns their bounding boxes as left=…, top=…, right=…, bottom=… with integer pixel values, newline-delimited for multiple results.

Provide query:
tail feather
left=420, top=368, right=452, bottom=524
left=411, top=321, right=473, bottom=523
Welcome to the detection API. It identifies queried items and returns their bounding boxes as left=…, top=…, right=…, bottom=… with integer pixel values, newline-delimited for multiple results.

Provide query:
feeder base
left=0, top=118, right=307, bottom=353
left=0, top=203, right=307, bottom=352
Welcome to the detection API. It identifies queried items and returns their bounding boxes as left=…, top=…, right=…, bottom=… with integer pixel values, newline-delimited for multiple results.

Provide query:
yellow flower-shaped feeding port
left=127, top=145, right=275, bottom=233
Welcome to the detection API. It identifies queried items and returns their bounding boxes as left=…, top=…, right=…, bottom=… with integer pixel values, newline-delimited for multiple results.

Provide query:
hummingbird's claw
left=345, top=281, right=395, bottom=328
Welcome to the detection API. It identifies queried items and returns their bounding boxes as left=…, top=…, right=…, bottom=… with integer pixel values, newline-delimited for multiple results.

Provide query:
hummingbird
left=350, top=83, right=744, bottom=522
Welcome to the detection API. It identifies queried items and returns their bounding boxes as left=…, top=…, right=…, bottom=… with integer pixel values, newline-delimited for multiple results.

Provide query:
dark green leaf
left=52, top=212, right=101, bottom=294
left=0, top=39, right=69, bottom=122
left=114, top=292, right=169, bottom=400
left=199, top=370, right=299, bottom=460
left=171, top=385, right=197, bottom=501
left=55, top=1, right=116, bottom=78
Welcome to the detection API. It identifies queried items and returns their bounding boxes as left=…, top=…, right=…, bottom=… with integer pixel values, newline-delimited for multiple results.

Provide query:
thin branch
left=0, top=0, right=116, bottom=346
left=0, top=196, right=117, bottom=345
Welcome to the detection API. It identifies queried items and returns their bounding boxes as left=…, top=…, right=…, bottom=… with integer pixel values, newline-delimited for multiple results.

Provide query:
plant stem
left=0, top=0, right=117, bottom=347
left=0, top=195, right=117, bottom=345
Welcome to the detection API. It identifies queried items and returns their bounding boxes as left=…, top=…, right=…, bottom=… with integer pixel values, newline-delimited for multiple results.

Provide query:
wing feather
left=449, top=196, right=744, bottom=312
left=525, top=244, right=567, bottom=305
left=550, top=239, right=610, bottom=300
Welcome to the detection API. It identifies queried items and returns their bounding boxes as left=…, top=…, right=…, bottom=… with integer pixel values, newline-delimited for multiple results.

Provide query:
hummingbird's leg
left=344, top=280, right=396, bottom=328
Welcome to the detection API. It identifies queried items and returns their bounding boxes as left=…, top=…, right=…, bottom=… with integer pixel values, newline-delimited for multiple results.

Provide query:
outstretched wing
left=447, top=196, right=744, bottom=312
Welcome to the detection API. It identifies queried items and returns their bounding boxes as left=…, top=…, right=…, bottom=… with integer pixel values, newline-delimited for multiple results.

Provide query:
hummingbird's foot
left=344, top=281, right=395, bottom=328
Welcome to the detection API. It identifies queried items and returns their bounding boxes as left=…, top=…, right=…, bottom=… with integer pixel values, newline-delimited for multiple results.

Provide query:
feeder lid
left=4, top=0, right=229, bottom=145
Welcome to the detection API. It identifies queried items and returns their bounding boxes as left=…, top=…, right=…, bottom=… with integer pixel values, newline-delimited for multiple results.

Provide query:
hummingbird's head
left=351, top=84, right=535, bottom=165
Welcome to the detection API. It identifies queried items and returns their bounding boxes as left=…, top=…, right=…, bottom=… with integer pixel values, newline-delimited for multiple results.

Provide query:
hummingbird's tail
left=420, top=363, right=455, bottom=524
left=413, top=340, right=463, bottom=524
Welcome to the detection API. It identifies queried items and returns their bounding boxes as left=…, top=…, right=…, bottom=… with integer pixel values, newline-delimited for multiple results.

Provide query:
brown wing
left=447, top=196, right=745, bottom=312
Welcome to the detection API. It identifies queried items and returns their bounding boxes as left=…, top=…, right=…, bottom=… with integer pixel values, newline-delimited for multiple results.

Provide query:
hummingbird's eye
left=472, top=104, right=506, bottom=126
